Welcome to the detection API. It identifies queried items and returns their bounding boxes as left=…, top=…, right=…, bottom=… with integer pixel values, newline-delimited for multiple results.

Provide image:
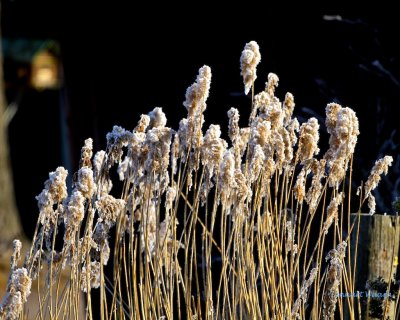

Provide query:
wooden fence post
left=351, top=214, right=400, bottom=319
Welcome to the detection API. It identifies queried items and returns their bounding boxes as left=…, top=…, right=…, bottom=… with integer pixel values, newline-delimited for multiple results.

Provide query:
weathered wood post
left=351, top=213, right=400, bottom=319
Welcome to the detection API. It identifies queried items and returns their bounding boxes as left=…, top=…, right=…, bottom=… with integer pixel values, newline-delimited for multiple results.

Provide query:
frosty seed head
left=148, top=107, right=167, bottom=128
left=41, top=166, right=68, bottom=204
left=135, top=114, right=150, bottom=133
left=76, top=166, right=96, bottom=199
left=296, top=117, right=320, bottom=163
left=266, top=73, right=279, bottom=97
left=11, top=240, right=22, bottom=270
left=80, top=261, right=101, bottom=292
left=294, top=169, right=306, bottom=203
left=364, top=155, right=393, bottom=197
left=106, top=125, right=133, bottom=165
left=64, top=190, right=85, bottom=228
left=227, top=107, right=240, bottom=144
left=240, top=41, right=261, bottom=95
left=95, top=194, right=126, bottom=226
left=283, top=92, right=295, bottom=125
left=80, top=138, right=93, bottom=168
left=183, top=65, right=212, bottom=114
left=323, top=193, right=343, bottom=234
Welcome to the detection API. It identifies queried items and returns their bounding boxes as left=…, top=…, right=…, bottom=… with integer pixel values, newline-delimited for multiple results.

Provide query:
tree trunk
left=0, top=4, right=23, bottom=249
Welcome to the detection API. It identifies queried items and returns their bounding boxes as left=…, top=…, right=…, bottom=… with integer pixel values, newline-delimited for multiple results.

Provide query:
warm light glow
left=30, top=50, right=59, bottom=90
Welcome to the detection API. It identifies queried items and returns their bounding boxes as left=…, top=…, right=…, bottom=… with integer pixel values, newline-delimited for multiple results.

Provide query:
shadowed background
left=1, top=3, right=399, bottom=238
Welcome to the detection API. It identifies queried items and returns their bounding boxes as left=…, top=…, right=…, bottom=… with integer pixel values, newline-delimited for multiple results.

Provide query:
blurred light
left=30, top=50, right=59, bottom=90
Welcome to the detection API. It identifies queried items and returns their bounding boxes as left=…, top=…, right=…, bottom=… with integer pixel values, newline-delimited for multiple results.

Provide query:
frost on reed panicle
left=0, top=41, right=395, bottom=320
left=323, top=241, right=347, bottom=319
left=0, top=241, right=32, bottom=320
left=364, top=155, right=393, bottom=214
left=240, top=40, right=261, bottom=95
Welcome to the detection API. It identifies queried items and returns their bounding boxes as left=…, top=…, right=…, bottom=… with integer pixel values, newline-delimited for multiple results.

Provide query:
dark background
left=2, top=3, right=399, bottom=237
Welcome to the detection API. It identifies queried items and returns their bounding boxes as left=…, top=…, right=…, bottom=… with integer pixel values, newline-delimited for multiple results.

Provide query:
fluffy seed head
left=240, top=41, right=261, bottom=94
left=80, top=261, right=101, bottom=292
left=11, top=240, right=22, bottom=270
left=148, top=107, right=167, bottom=128
left=76, top=166, right=96, bottom=199
left=64, top=190, right=85, bottom=228
left=294, top=169, right=306, bottom=203
left=364, top=156, right=393, bottom=197
left=283, top=92, right=295, bottom=125
left=323, top=193, right=343, bottom=234
left=266, top=73, right=279, bottom=96
left=296, top=117, right=320, bottom=163
left=135, top=114, right=150, bottom=133
left=80, top=138, right=93, bottom=168
left=95, top=194, right=126, bottom=226
left=227, top=107, right=240, bottom=144
left=42, top=166, right=68, bottom=203
left=183, top=65, right=212, bottom=114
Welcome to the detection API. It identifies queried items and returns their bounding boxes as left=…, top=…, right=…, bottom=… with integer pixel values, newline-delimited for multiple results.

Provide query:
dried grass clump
left=0, top=40, right=396, bottom=320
